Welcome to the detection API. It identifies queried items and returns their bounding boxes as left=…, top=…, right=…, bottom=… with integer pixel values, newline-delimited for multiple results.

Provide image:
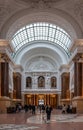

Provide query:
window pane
left=12, top=22, right=71, bottom=57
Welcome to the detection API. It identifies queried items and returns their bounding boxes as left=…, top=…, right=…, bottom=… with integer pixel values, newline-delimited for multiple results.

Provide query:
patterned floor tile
left=0, top=124, right=39, bottom=130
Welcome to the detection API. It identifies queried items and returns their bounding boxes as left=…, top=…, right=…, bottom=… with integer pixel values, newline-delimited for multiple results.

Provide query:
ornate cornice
left=70, top=39, right=83, bottom=62
left=23, top=89, right=61, bottom=94
left=0, top=39, right=14, bottom=53
left=70, top=39, right=83, bottom=52
left=59, top=64, right=69, bottom=72
left=0, top=53, right=10, bottom=62
left=13, top=65, right=24, bottom=73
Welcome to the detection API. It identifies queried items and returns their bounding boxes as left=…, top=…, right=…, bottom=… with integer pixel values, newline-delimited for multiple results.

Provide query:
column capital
left=14, top=65, right=24, bottom=72
left=73, top=53, right=83, bottom=63
left=0, top=53, right=10, bottom=62
left=0, top=39, right=14, bottom=53
left=70, top=39, right=83, bottom=62
left=70, top=39, right=83, bottom=53
left=59, top=64, right=69, bottom=74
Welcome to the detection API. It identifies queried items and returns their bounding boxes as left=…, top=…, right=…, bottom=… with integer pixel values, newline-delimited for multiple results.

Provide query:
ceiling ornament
left=15, top=0, right=66, bottom=9
left=16, top=0, right=63, bottom=4
left=0, top=6, right=8, bottom=17
left=73, top=1, right=83, bottom=23
left=28, top=58, right=55, bottom=72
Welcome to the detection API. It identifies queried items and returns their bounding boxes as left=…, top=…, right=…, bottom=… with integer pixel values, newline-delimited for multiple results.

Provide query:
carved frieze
left=66, top=0, right=83, bottom=26
left=0, top=53, right=10, bottom=62
left=15, top=0, right=66, bottom=9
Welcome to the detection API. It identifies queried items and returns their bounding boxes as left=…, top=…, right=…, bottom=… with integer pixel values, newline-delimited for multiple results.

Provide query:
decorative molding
left=23, top=89, right=61, bottom=94
left=73, top=1, right=83, bottom=23
left=59, top=64, right=69, bottom=72
left=0, top=53, right=10, bottom=62
left=14, top=64, right=24, bottom=72
left=15, top=0, right=68, bottom=9
left=0, top=39, right=14, bottom=53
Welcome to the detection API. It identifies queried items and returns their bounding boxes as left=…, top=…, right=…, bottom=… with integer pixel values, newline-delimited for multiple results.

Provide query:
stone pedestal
left=12, top=99, right=22, bottom=106
left=60, top=99, right=70, bottom=105
left=72, top=96, right=83, bottom=113
left=0, top=97, right=11, bottom=113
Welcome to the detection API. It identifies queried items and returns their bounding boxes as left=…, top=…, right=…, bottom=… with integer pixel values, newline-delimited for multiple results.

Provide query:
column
left=1, top=61, right=9, bottom=97
left=21, top=93, right=25, bottom=106
left=0, top=54, right=9, bottom=94
left=61, top=73, right=70, bottom=99
left=61, top=73, right=66, bottom=99
left=0, top=53, right=11, bottom=113
left=34, top=94, right=35, bottom=105
left=61, top=72, right=70, bottom=105
left=72, top=54, right=83, bottom=113
left=35, top=94, right=38, bottom=106
left=77, top=63, right=82, bottom=96
left=13, top=72, right=21, bottom=100
left=74, top=62, right=77, bottom=97
left=74, top=62, right=82, bottom=97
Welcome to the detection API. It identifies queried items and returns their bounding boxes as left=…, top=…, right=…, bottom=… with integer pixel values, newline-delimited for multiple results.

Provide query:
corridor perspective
left=0, top=0, right=83, bottom=129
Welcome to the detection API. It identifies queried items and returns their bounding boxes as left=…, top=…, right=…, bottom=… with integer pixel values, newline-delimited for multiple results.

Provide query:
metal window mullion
left=14, top=38, right=18, bottom=47
left=22, top=29, right=27, bottom=41
left=33, top=24, right=35, bottom=41
left=15, top=36, right=20, bottom=48
left=25, top=27, right=29, bottom=42
left=53, top=27, right=57, bottom=42
left=20, top=31, right=24, bottom=43
left=13, top=38, right=17, bottom=47
left=47, top=24, right=50, bottom=40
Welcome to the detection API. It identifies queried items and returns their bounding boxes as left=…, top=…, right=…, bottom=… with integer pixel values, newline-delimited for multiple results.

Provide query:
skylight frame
left=12, top=22, right=72, bottom=57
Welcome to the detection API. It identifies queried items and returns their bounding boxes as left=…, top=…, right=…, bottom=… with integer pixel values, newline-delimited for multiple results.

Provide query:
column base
left=11, top=99, right=22, bottom=106
left=0, top=96, right=11, bottom=113
left=72, top=96, right=83, bottom=113
left=60, top=98, right=71, bottom=105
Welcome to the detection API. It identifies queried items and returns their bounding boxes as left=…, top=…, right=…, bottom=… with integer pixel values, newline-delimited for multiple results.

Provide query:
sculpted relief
left=38, top=76, right=45, bottom=88
left=51, top=76, right=57, bottom=88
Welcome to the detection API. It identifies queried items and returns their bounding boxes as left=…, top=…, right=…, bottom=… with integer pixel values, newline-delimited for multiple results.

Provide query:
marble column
left=13, top=72, right=21, bottom=102
left=74, top=62, right=77, bottom=97
left=2, top=62, right=8, bottom=96
left=61, top=73, right=70, bottom=99
left=74, top=62, right=82, bottom=97
left=72, top=54, right=83, bottom=113
left=1, top=62, right=9, bottom=97
left=61, top=73, right=66, bottom=99
left=0, top=54, right=11, bottom=113
left=61, top=72, right=70, bottom=105
left=77, top=63, right=82, bottom=96
left=21, top=93, right=25, bottom=106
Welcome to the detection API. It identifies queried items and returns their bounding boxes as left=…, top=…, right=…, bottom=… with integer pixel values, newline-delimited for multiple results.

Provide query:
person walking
left=62, top=104, right=66, bottom=114
left=46, top=104, right=52, bottom=123
left=32, top=104, right=36, bottom=115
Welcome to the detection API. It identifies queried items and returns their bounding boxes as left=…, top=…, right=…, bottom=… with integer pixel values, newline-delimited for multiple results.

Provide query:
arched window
left=12, top=22, right=71, bottom=58
left=51, top=76, right=57, bottom=88
left=38, top=76, right=45, bottom=88
left=26, top=77, right=32, bottom=88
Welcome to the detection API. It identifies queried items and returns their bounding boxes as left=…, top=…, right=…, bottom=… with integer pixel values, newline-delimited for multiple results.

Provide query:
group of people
left=24, top=104, right=53, bottom=122
left=62, top=104, right=72, bottom=114
left=15, top=103, right=53, bottom=123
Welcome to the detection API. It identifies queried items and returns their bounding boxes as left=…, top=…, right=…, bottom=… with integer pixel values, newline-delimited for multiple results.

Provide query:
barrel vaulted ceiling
left=0, top=0, right=83, bottom=69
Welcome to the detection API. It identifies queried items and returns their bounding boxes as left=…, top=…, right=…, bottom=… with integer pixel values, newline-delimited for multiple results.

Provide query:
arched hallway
left=0, top=1, right=83, bottom=129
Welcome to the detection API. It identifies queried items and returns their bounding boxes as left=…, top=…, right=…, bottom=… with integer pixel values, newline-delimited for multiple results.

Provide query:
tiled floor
left=0, top=109, right=83, bottom=130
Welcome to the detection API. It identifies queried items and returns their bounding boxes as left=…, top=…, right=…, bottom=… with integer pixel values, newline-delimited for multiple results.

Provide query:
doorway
left=25, top=94, right=57, bottom=108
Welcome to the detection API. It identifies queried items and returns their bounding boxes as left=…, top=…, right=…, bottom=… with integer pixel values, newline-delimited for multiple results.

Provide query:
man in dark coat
left=46, top=104, right=52, bottom=122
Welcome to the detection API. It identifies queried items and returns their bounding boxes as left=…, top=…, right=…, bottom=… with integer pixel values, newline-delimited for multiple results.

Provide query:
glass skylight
left=12, top=22, right=72, bottom=56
